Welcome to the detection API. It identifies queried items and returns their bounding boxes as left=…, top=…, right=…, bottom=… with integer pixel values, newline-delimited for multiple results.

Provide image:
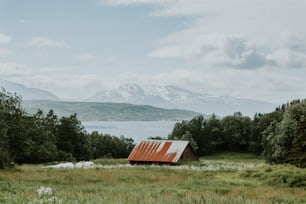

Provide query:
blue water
left=82, top=121, right=177, bottom=142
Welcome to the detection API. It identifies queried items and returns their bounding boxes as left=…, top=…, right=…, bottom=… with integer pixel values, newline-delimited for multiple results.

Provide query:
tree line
left=169, top=99, right=306, bottom=168
left=0, top=89, right=134, bottom=168
left=1, top=88, right=305, bottom=168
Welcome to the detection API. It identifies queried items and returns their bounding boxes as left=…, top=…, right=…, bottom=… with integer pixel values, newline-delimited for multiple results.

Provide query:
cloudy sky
left=0, top=0, right=306, bottom=103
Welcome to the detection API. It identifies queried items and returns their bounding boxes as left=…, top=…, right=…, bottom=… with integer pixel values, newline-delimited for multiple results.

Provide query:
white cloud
left=30, top=36, right=70, bottom=48
left=100, top=0, right=173, bottom=6
left=0, top=63, right=32, bottom=77
left=149, top=26, right=306, bottom=69
left=0, top=33, right=11, bottom=44
left=1, top=1, right=304, bottom=103
left=150, top=34, right=268, bottom=69
left=15, top=74, right=108, bottom=100
left=68, top=1, right=306, bottom=101
left=77, top=53, right=96, bottom=60
left=2, top=61, right=305, bottom=103
left=0, top=49, right=12, bottom=57
left=267, top=49, right=306, bottom=68
left=104, top=0, right=306, bottom=69
left=266, top=33, right=306, bottom=68
left=19, top=19, right=31, bottom=24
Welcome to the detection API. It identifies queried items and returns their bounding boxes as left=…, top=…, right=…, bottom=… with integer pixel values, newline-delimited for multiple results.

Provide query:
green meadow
left=0, top=153, right=305, bottom=204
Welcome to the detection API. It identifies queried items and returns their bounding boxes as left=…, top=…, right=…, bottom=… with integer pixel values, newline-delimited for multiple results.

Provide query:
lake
left=82, top=121, right=177, bottom=142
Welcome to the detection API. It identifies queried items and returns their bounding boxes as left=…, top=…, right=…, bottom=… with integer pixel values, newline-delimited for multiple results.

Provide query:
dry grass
left=0, top=154, right=305, bottom=203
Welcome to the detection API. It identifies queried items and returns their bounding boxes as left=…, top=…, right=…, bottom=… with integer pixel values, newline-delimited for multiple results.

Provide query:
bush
left=240, top=165, right=306, bottom=188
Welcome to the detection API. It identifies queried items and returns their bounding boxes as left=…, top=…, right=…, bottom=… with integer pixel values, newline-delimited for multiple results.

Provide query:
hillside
left=89, top=83, right=275, bottom=116
left=0, top=79, right=59, bottom=100
left=1, top=80, right=275, bottom=117
left=22, top=100, right=202, bottom=121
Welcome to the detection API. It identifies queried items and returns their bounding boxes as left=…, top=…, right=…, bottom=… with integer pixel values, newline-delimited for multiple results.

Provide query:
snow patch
left=46, top=161, right=94, bottom=169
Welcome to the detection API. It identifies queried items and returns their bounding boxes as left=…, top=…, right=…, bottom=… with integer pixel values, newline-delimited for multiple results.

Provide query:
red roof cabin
left=128, top=140, right=198, bottom=165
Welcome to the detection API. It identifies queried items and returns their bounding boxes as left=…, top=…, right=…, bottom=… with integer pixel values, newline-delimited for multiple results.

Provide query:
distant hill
left=0, top=79, right=59, bottom=100
left=1, top=79, right=276, bottom=117
left=22, top=100, right=202, bottom=121
left=89, top=83, right=275, bottom=116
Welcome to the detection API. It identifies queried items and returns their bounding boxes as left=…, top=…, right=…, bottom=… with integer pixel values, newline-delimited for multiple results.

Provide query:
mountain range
left=89, top=83, right=275, bottom=116
left=0, top=79, right=58, bottom=100
left=0, top=79, right=276, bottom=117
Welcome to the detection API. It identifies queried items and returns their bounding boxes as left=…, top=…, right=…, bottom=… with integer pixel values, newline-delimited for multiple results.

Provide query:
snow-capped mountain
left=90, top=84, right=172, bottom=108
left=0, top=79, right=275, bottom=116
left=0, top=79, right=59, bottom=100
left=89, top=83, right=275, bottom=116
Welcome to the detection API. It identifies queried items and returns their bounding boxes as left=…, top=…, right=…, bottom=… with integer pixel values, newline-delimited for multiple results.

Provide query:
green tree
left=0, top=89, right=26, bottom=166
left=181, top=131, right=198, bottom=152
left=251, top=108, right=285, bottom=154
left=262, top=100, right=306, bottom=166
left=169, top=120, right=189, bottom=140
left=187, top=115, right=205, bottom=144
left=290, top=117, right=306, bottom=167
left=169, top=116, right=204, bottom=154
left=88, top=132, right=134, bottom=158
left=56, top=114, right=91, bottom=161
left=221, top=112, right=251, bottom=152
left=147, top=136, right=165, bottom=140
left=0, top=119, right=9, bottom=168
left=282, top=102, right=306, bottom=166
left=261, top=120, right=282, bottom=163
left=199, top=114, right=222, bottom=154
left=21, top=110, right=58, bottom=163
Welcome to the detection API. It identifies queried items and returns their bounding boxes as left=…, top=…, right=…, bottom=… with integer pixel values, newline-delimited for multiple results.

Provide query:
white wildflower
left=47, top=196, right=60, bottom=202
left=37, top=186, right=52, bottom=196
left=46, top=162, right=74, bottom=169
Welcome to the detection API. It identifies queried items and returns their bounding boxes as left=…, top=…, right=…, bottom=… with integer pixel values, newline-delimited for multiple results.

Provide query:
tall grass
left=0, top=153, right=305, bottom=203
left=202, top=152, right=264, bottom=163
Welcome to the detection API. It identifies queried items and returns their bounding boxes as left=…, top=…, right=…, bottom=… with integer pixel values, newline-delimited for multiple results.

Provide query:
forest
left=168, top=100, right=306, bottom=168
left=0, top=89, right=134, bottom=168
left=0, top=88, right=305, bottom=168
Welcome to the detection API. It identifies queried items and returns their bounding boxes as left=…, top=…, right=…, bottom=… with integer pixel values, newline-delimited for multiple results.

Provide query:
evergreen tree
left=290, top=118, right=306, bottom=167
left=56, top=114, right=91, bottom=161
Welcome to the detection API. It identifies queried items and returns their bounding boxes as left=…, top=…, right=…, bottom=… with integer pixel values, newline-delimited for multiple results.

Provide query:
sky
left=0, top=0, right=306, bottom=103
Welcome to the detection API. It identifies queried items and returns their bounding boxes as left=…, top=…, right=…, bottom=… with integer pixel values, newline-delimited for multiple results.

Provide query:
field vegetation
left=0, top=153, right=305, bottom=204
left=1, top=85, right=306, bottom=203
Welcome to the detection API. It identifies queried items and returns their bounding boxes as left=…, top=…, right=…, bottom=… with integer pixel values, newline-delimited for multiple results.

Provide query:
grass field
left=0, top=153, right=305, bottom=204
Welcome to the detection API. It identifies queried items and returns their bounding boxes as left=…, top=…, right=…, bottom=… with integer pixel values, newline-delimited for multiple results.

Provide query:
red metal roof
left=128, top=140, right=189, bottom=163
